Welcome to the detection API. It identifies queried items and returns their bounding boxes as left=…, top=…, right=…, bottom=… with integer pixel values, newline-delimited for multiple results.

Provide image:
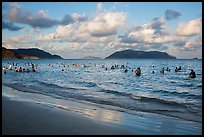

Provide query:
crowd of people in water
left=3, top=62, right=196, bottom=78
left=102, top=64, right=196, bottom=78
left=3, top=63, right=37, bottom=74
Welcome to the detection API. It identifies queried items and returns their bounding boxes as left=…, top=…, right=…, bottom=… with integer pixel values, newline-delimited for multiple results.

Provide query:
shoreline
left=2, top=86, right=137, bottom=135
left=2, top=85, right=202, bottom=135
left=2, top=97, right=136, bottom=135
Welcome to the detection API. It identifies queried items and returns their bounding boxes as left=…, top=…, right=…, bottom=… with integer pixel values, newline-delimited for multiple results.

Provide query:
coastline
left=2, top=85, right=202, bottom=135
left=2, top=85, right=136, bottom=135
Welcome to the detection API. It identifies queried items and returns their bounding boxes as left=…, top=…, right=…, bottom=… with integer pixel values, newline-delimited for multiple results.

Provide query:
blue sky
left=2, top=2, right=202, bottom=59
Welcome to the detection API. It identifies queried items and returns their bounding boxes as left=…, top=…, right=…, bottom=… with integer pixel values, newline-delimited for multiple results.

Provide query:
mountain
left=2, top=47, right=39, bottom=59
left=105, top=49, right=176, bottom=59
left=11, top=48, right=63, bottom=59
left=2, top=47, right=63, bottom=59
left=81, top=56, right=103, bottom=59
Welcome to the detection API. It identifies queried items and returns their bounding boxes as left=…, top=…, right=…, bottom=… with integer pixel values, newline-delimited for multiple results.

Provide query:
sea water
left=2, top=59, right=202, bottom=134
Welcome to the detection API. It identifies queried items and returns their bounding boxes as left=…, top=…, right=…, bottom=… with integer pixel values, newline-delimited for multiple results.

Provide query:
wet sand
left=2, top=85, right=201, bottom=135
left=2, top=92, right=136, bottom=135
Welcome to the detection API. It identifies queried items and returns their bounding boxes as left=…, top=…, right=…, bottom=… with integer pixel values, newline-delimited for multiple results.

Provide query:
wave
left=70, top=80, right=98, bottom=88
left=97, top=89, right=131, bottom=97
left=197, top=84, right=202, bottom=88
left=131, top=94, right=183, bottom=106
left=32, top=80, right=82, bottom=91
left=2, top=81, right=201, bottom=123
left=152, top=89, right=202, bottom=99
left=96, top=88, right=196, bottom=106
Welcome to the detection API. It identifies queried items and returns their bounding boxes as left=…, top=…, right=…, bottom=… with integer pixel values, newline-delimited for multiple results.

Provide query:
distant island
left=81, top=56, right=103, bottom=60
left=2, top=47, right=63, bottom=59
left=105, top=49, right=176, bottom=59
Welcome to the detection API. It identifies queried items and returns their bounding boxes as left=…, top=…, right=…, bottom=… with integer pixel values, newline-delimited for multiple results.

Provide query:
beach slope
left=2, top=91, right=136, bottom=135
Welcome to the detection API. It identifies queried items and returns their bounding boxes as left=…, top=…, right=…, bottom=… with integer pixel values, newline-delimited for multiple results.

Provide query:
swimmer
left=160, top=68, right=164, bottom=74
left=175, top=67, right=179, bottom=72
left=3, top=67, right=7, bottom=74
left=188, top=69, right=196, bottom=78
left=15, top=67, right=18, bottom=72
left=8, top=64, right=12, bottom=70
left=135, top=67, right=141, bottom=76
left=26, top=68, right=30, bottom=73
left=18, top=67, right=22, bottom=72
left=111, top=66, right=115, bottom=69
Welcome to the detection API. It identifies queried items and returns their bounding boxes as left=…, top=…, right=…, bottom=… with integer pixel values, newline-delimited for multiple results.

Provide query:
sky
left=2, top=2, right=202, bottom=59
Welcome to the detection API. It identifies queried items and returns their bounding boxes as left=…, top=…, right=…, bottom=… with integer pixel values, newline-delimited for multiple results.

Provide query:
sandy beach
left=2, top=86, right=137, bottom=135
left=2, top=83, right=202, bottom=135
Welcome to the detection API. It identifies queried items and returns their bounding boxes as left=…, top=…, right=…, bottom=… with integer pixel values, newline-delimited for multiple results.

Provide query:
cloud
left=117, top=15, right=190, bottom=53
left=165, top=9, right=181, bottom=20
left=36, top=10, right=126, bottom=43
left=2, top=42, right=15, bottom=49
left=173, top=41, right=186, bottom=47
left=87, top=12, right=126, bottom=37
left=61, top=13, right=87, bottom=25
left=150, top=17, right=167, bottom=30
left=2, top=19, right=23, bottom=31
left=71, top=13, right=87, bottom=22
left=4, top=2, right=88, bottom=29
left=176, top=18, right=202, bottom=36
left=167, top=36, right=202, bottom=58
left=97, top=3, right=103, bottom=11
left=5, top=3, right=60, bottom=28
left=36, top=23, right=115, bottom=44
left=115, top=40, right=168, bottom=51
left=182, top=36, right=202, bottom=51
left=119, top=17, right=181, bottom=45
left=61, top=14, right=74, bottom=25
left=3, top=34, right=33, bottom=44
left=119, top=35, right=141, bottom=43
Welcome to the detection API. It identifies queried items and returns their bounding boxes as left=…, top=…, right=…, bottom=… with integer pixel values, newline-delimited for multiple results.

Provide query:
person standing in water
left=8, top=64, right=12, bottom=70
left=135, top=67, right=141, bottom=76
left=32, top=63, right=36, bottom=72
left=175, top=67, right=179, bottom=72
left=188, top=69, right=196, bottom=78
left=3, top=67, right=7, bottom=74
left=160, top=68, right=165, bottom=74
left=18, top=67, right=22, bottom=72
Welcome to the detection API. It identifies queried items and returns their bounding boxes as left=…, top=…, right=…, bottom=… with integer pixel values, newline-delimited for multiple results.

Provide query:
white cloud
left=87, top=12, right=126, bottom=37
left=120, top=17, right=184, bottom=45
left=97, top=3, right=103, bottom=11
left=37, top=10, right=48, bottom=17
left=3, top=34, right=33, bottom=44
left=182, top=36, right=202, bottom=50
left=150, top=17, right=167, bottom=29
left=2, top=43, right=15, bottom=49
left=36, top=33, right=56, bottom=42
left=176, top=18, right=202, bottom=36
left=4, top=3, right=88, bottom=29
left=36, top=10, right=126, bottom=43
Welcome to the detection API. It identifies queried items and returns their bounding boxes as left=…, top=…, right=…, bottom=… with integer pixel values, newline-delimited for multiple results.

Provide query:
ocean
left=2, top=59, right=202, bottom=134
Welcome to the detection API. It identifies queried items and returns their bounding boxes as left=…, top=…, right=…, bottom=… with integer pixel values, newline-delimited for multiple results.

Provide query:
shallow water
left=2, top=59, right=202, bottom=125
